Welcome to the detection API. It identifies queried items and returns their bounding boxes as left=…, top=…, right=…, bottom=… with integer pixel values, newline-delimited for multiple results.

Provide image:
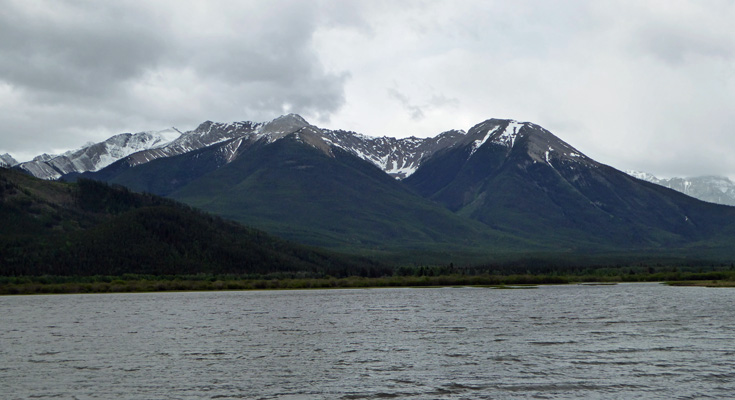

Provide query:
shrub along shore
left=2, top=269, right=734, bottom=295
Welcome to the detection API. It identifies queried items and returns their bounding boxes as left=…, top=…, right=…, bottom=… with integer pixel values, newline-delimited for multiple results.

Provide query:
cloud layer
left=1, top=0, right=734, bottom=179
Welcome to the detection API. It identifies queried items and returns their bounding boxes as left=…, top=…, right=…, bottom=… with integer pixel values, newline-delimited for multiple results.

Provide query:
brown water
left=2, top=283, right=735, bottom=399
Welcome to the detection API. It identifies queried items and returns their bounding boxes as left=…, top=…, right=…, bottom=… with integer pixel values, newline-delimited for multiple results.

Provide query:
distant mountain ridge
left=627, top=171, right=735, bottom=207
left=16, top=128, right=183, bottom=180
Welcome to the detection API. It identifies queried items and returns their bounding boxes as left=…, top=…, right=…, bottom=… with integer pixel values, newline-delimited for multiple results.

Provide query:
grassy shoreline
left=2, top=270, right=735, bottom=295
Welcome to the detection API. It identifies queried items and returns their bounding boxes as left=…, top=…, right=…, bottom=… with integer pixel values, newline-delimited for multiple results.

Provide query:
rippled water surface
left=2, top=283, right=735, bottom=399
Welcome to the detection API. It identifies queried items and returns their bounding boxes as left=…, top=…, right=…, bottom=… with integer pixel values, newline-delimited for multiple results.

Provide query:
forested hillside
left=0, top=168, right=385, bottom=277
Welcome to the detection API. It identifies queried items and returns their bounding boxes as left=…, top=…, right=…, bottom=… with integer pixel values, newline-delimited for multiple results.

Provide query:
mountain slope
left=169, top=137, right=525, bottom=255
left=627, top=171, right=735, bottom=207
left=404, top=119, right=735, bottom=250
left=0, top=167, right=384, bottom=276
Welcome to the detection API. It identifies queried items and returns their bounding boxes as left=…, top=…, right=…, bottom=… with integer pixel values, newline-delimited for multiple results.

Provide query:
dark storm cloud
left=0, top=0, right=350, bottom=159
left=0, top=1, right=167, bottom=101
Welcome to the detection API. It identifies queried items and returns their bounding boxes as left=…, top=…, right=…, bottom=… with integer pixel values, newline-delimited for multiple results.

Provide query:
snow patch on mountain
left=496, top=121, right=525, bottom=147
left=217, top=137, right=246, bottom=164
left=322, top=128, right=467, bottom=179
left=470, top=126, right=501, bottom=156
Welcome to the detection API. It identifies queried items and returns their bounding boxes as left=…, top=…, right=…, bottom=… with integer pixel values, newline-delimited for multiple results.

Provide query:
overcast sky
left=1, top=0, right=734, bottom=178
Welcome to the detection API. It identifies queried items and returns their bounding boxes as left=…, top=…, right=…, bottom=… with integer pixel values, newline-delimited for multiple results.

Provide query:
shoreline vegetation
left=2, top=270, right=734, bottom=295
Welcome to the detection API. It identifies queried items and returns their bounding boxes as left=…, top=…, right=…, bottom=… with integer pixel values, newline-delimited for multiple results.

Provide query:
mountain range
left=12, top=115, right=735, bottom=207
left=627, top=171, right=735, bottom=207
left=8, top=114, right=735, bottom=264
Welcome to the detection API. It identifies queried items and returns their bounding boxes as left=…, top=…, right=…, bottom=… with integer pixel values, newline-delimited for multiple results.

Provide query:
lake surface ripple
left=2, top=283, right=735, bottom=399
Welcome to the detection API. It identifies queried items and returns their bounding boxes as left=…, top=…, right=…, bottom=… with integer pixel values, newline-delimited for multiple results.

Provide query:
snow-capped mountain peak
left=16, top=127, right=183, bottom=180
left=463, top=119, right=591, bottom=168
left=258, top=113, right=311, bottom=142
left=0, top=153, right=19, bottom=167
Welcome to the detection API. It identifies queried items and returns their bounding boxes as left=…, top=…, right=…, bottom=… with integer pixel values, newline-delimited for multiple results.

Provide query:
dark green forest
left=0, top=168, right=386, bottom=277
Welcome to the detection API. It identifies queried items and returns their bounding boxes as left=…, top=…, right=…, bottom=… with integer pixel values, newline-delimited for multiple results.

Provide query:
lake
left=2, top=283, right=735, bottom=399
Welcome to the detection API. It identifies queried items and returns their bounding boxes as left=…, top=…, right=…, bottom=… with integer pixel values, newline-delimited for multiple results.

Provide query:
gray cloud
left=621, top=3, right=735, bottom=65
left=388, top=87, right=459, bottom=121
left=388, top=88, right=425, bottom=120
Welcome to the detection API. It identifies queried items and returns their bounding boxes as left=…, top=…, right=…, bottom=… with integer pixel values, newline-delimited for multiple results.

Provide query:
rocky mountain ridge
left=13, top=114, right=518, bottom=180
